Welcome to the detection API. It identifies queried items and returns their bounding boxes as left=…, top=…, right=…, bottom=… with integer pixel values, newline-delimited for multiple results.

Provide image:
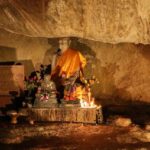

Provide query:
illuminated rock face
left=0, top=0, right=150, bottom=44
left=77, top=39, right=150, bottom=103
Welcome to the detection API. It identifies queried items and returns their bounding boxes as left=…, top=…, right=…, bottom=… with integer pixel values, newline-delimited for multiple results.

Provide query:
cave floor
left=0, top=121, right=150, bottom=150
left=0, top=104, right=150, bottom=149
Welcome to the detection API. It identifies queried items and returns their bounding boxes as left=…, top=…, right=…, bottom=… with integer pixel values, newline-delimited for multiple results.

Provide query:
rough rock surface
left=0, top=0, right=150, bottom=44
left=114, top=117, right=132, bottom=127
left=145, top=124, right=150, bottom=131
left=129, top=125, right=150, bottom=142
left=0, top=29, right=50, bottom=76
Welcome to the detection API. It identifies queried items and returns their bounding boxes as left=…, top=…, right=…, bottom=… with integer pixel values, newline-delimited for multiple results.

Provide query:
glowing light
left=80, top=97, right=97, bottom=108
left=76, top=85, right=98, bottom=108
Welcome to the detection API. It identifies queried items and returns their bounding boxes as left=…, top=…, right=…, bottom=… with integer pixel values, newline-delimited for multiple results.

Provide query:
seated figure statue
left=34, top=75, right=57, bottom=107
left=51, top=37, right=86, bottom=103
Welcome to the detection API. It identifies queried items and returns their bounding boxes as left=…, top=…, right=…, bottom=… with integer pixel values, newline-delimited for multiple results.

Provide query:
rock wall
left=0, top=30, right=51, bottom=76
left=0, top=0, right=150, bottom=44
left=0, top=30, right=150, bottom=104
left=77, top=39, right=150, bottom=104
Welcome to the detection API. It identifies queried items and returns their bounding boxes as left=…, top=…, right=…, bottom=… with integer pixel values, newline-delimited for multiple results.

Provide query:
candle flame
left=80, top=97, right=97, bottom=108
left=76, top=86, right=97, bottom=108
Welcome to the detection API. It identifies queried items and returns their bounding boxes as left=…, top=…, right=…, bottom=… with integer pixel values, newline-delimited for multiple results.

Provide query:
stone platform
left=24, top=106, right=103, bottom=124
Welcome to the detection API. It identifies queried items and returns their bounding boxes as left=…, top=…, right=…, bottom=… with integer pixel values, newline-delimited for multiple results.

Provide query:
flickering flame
left=80, top=98, right=97, bottom=108
left=76, top=86, right=97, bottom=108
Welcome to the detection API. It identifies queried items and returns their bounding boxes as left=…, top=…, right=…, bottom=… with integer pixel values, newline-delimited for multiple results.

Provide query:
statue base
left=23, top=105, right=103, bottom=124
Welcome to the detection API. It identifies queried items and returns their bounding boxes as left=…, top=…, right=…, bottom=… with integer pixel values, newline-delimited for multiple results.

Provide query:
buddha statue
left=51, top=37, right=86, bottom=103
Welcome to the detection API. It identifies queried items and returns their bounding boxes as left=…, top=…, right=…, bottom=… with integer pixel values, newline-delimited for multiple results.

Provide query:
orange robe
left=52, top=48, right=86, bottom=78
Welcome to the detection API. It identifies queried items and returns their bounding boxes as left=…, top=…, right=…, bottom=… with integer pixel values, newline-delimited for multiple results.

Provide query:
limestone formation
left=0, top=0, right=150, bottom=44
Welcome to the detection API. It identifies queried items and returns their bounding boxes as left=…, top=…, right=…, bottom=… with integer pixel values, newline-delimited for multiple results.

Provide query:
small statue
left=41, top=75, right=56, bottom=93
left=33, top=75, right=57, bottom=107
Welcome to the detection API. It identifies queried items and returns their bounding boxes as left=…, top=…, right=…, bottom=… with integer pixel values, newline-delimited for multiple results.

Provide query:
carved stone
left=25, top=106, right=103, bottom=124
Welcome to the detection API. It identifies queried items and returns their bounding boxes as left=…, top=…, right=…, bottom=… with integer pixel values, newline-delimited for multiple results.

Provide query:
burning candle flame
left=80, top=98, right=97, bottom=108
left=76, top=86, right=97, bottom=108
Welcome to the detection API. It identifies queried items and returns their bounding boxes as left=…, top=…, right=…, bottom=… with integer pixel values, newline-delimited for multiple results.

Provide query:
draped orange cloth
left=52, top=48, right=86, bottom=78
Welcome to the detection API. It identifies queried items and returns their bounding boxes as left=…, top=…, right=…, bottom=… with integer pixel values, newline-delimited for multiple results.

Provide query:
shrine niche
left=18, top=37, right=103, bottom=124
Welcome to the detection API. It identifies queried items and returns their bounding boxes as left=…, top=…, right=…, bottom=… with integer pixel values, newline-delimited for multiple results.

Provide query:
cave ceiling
left=0, top=0, right=150, bottom=44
